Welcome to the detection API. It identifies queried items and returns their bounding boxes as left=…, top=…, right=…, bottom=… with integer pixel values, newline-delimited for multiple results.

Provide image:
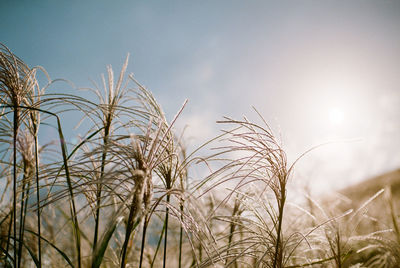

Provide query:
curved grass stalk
left=25, top=229, right=74, bottom=267
left=54, top=114, right=81, bottom=268
left=0, top=104, right=82, bottom=268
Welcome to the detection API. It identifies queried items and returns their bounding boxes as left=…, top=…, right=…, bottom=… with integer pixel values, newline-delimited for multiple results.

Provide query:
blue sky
left=2, top=0, right=400, bottom=193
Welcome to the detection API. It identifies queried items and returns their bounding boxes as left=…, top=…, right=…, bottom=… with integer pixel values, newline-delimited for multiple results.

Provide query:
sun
left=329, top=107, right=344, bottom=125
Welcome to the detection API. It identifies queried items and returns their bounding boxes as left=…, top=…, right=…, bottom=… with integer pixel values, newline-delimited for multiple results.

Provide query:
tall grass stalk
left=139, top=215, right=149, bottom=268
left=225, top=195, right=241, bottom=268
left=0, top=44, right=32, bottom=267
left=12, top=101, right=18, bottom=268
left=27, top=65, right=47, bottom=268
left=92, top=56, right=129, bottom=253
left=16, top=131, right=34, bottom=267
left=11, top=104, right=83, bottom=267
left=178, top=157, right=187, bottom=268
left=32, top=119, right=41, bottom=267
left=220, top=114, right=290, bottom=268
left=151, top=220, right=166, bottom=268
left=178, top=199, right=184, bottom=268
left=53, top=108, right=82, bottom=268
left=163, top=190, right=170, bottom=268
left=120, top=170, right=146, bottom=267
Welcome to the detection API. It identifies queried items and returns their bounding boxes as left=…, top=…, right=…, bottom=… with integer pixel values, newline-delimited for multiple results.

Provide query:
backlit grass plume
left=0, top=43, right=398, bottom=268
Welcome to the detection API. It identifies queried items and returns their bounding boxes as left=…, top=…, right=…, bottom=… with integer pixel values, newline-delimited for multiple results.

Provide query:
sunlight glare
left=329, top=107, right=344, bottom=125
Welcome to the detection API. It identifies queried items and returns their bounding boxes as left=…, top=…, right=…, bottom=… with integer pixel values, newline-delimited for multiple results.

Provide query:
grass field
left=0, top=44, right=399, bottom=268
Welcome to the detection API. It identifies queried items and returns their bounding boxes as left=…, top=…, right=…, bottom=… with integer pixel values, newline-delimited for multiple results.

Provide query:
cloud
left=175, top=111, right=216, bottom=146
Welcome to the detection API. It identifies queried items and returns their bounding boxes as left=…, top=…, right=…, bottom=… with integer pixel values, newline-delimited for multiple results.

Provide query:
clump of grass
left=0, top=43, right=49, bottom=267
left=1, top=43, right=399, bottom=268
left=0, top=43, right=30, bottom=267
left=345, top=186, right=400, bottom=267
left=194, top=111, right=297, bottom=267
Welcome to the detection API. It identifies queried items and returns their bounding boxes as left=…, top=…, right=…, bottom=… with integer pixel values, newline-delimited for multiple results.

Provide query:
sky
left=2, top=0, right=400, bottom=194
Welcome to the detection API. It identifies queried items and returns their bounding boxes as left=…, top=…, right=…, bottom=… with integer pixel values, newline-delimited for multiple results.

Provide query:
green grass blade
left=151, top=221, right=166, bottom=268
left=91, top=220, right=117, bottom=268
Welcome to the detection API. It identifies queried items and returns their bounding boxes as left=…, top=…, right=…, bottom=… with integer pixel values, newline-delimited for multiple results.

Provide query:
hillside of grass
left=340, top=169, right=400, bottom=203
